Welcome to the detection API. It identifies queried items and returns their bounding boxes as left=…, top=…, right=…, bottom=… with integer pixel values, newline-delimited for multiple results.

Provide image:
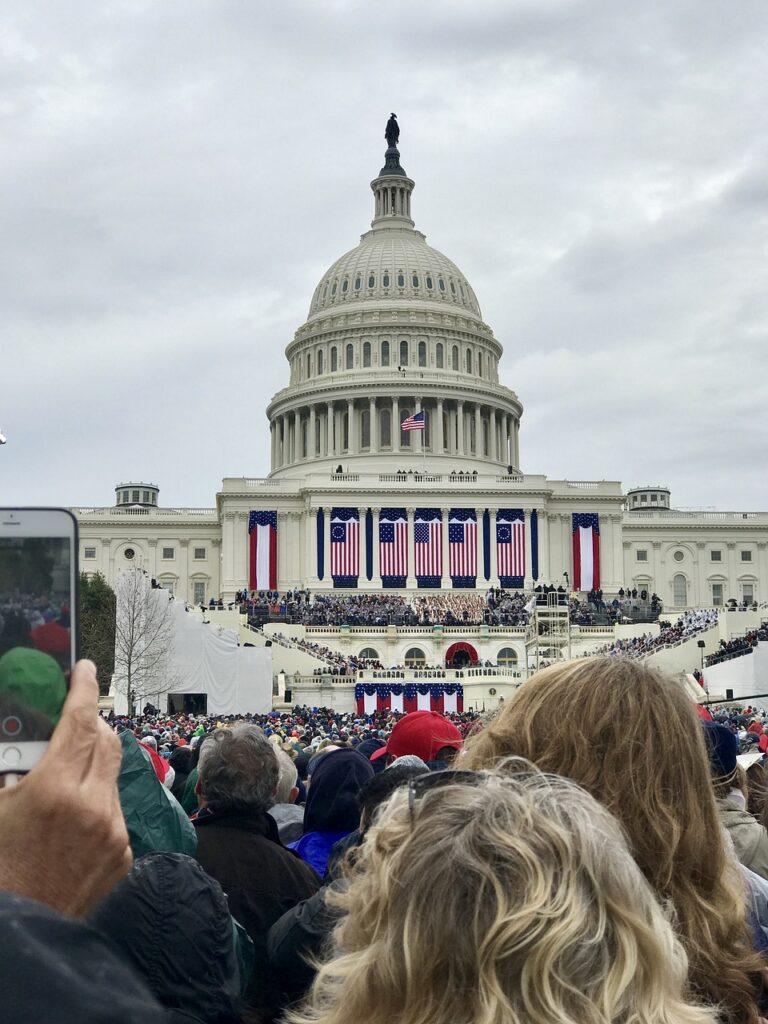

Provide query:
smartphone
left=0, top=508, right=78, bottom=774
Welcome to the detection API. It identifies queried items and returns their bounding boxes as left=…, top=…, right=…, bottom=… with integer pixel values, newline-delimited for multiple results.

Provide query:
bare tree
left=113, top=569, right=180, bottom=714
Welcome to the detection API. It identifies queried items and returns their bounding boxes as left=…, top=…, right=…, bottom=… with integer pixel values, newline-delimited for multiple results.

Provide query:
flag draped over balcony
left=449, top=508, right=477, bottom=588
left=248, top=511, right=277, bottom=591
left=355, top=683, right=464, bottom=716
left=496, top=509, right=525, bottom=588
left=331, top=507, right=360, bottom=588
left=414, top=508, right=442, bottom=588
left=379, top=508, right=407, bottom=587
left=572, top=512, right=600, bottom=591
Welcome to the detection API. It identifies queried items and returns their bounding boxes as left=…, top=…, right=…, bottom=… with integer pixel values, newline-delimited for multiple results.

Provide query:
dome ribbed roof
left=307, top=230, right=482, bottom=321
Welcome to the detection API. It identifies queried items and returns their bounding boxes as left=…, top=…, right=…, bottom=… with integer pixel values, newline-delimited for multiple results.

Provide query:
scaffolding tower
left=525, top=591, right=572, bottom=672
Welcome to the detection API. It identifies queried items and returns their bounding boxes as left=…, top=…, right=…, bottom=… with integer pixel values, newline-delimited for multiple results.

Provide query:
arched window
left=341, top=278, right=348, bottom=294
left=330, top=346, right=338, bottom=372
left=381, top=340, right=390, bottom=367
left=368, top=273, right=375, bottom=289
left=361, top=408, right=371, bottom=449
left=426, top=275, right=433, bottom=290
left=380, top=408, right=391, bottom=447
left=438, top=278, right=446, bottom=292
left=477, top=351, right=483, bottom=376
left=382, top=272, right=390, bottom=288
left=497, top=647, right=518, bottom=666
left=436, top=342, right=444, bottom=368
left=397, top=272, right=405, bottom=288
left=359, top=647, right=379, bottom=661
left=452, top=345, right=459, bottom=371
left=363, top=341, right=371, bottom=367
left=400, top=407, right=412, bottom=448
left=331, top=281, right=338, bottom=296
left=400, top=339, right=409, bottom=365
left=673, top=574, right=687, bottom=606
left=346, top=343, right=354, bottom=369
left=317, top=349, right=324, bottom=374
left=404, top=647, right=426, bottom=667
left=354, top=275, right=361, bottom=292
left=465, top=348, right=472, bottom=373
left=418, top=340, right=427, bottom=367
left=412, top=274, right=419, bottom=288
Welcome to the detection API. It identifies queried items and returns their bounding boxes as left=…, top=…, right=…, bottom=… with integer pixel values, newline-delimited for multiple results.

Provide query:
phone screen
left=0, top=533, right=74, bottom=758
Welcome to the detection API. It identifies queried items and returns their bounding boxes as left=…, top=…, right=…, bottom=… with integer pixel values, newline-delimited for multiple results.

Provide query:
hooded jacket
left=288, top=748, right=373, bottom=877
left=90, top=852, right=246, bottom=1023
left=717, top=797, right=768, bottom=880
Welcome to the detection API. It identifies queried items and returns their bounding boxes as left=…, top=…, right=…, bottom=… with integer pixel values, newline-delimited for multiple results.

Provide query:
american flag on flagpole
left=414, top=510, right=442, bottom=582
left=449, top=514, right=477, bottom=581
left=331, top=509, right=360, bottom=580
left=496, top=511, right=525, bottom=581
left=401, top=410, right=425, bottom=431
left=379, top=509, right=407, bottom=582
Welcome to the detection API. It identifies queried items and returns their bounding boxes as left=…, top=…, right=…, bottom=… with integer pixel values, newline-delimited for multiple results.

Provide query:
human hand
left=0, top=660, right=132, bottom=916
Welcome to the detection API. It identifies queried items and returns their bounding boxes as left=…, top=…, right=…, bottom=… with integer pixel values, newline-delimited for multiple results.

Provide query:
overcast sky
left=3, top=0, right=767, bottom=511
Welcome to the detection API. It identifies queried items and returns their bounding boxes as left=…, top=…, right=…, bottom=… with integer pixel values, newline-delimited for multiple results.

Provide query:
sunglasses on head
left=406, top=769, right=484, bottom=828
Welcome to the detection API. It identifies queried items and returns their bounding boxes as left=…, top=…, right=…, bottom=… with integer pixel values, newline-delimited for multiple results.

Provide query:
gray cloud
left=2, top=0, right=767, bottom=510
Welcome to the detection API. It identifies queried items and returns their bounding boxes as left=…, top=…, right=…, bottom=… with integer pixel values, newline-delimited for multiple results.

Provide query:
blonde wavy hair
left=289, top=770, right=718, bottom=1024
left=462, top=657, right=762, bottom=1022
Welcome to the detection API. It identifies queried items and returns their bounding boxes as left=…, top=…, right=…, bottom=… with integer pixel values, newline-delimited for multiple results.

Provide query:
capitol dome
left=266, top=121, right=523, bottom=478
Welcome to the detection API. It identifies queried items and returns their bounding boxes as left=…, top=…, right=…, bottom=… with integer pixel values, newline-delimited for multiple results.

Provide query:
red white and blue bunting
left=354, top=683, right=464, bottom=716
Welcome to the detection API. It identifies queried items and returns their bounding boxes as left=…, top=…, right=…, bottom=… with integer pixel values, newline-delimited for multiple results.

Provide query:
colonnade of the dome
left=269, top=393, right=520, bottom=471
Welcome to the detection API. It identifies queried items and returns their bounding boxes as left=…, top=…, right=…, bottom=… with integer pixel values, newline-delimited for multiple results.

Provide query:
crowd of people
left=9, top=655, right=768, bottom=1022
left=707, top=623, right=768, bottom=667
left=592, top=607, right=718, bottom=659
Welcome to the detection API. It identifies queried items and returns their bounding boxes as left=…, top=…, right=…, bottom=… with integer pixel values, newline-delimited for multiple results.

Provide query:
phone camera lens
left=2, top=717, right=22, bottom=737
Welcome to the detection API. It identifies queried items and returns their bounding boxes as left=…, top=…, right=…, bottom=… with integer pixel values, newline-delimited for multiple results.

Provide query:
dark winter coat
left=194, top=808, right=320, bottom=1023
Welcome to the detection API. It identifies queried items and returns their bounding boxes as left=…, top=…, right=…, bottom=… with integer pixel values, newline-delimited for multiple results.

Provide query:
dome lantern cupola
left=370, top=113, right=415, bottom=230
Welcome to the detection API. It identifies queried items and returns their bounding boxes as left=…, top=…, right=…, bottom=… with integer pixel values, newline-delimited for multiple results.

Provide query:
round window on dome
left=426, top=275, right=433, bottom=289
left=382, top=273, right=390, bottom=288
left=124, top=548, right=135, bottom=560
left=397, top=272, right=405, bottom=288
left=354, top=275, right=361, bottom=291
left=368, top=274, right=375, bottom=289
left=412, top=274, right=419, bottom=288
left=438, top=278, right=446, bottom=291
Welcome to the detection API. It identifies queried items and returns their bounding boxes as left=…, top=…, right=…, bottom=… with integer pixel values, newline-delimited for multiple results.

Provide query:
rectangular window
left=193, top=547, right=206, bottom=560
left=710, top=550, right=722, bottom=562
left=636, top=549, right=648, bottom=562
left=743, top=583, right=754, bottom=603
left=83, top=547, right=96, bottom=559
left=650, top=494, right=658, bottom=502
left=711, top=583, right=723, bottom=606
left=741, top=550, right=753, bottom=562
left=160, top=581, right=174, bottom=596
left=162, top=547, right=175, bottom=560
left=640, top=494, right=647, bottom=502
left=132, top=490, right=140, bottom=502
left=142, top=490, right=150, bottom=503
left=194, top=581, right=206, bottom=604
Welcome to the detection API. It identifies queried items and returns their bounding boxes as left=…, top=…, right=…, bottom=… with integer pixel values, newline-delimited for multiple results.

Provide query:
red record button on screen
left=2, top=717, right=22, bottom=737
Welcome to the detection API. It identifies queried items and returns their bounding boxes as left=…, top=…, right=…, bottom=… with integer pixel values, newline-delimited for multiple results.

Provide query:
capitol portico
left=74, top=122, right=768, bottom=622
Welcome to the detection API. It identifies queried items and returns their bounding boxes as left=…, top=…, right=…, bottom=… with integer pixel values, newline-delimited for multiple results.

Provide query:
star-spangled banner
left=497, top=509, right=524, bottom=588
left=379, top=507, right=407, bottom=587
left=331, top=507, right=359, bottom=587
left=449, top=508, right=477, bottom=587
left=414, top=507, right=442, bottom=588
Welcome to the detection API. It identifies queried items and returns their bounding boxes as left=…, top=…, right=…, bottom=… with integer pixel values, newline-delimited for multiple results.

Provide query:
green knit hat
left=0, top=648, right=68, bottom=725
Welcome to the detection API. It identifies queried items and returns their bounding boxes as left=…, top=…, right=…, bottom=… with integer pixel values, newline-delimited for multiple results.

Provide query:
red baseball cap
left=369, top=711, right=463, bottom=763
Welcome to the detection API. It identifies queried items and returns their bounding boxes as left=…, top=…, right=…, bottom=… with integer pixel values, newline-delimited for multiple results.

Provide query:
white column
left=523, top=509, right=533, bottom=590
left=222, top=512, right=236, bottom=596
left=436, top=399, right=444, bottom=453
left=441, top=506, right=450, bottom=586
left=307, top=507, right=317, bottom=586
left=326, top=402, right=333, bottom=457
left=415, top=398, right=423, bottom=454
left=369, top=397, right=377, bottom=451
left=235, top=513, right=249, bottom=593
left=490, top=509, right=499, bottom=586
left=538, top=511, right=550, bottom=583
left=489, top=408, right=497, bottom=463
left=347, top=398, right=355, bottom=454
left=270, top=421, right=276, bottom=471
left=309, top=406, right=316, bottom=460
left=294, top=410, right=301, bottom=462
left=457, top=401, right=465, bottom=455
left=372, top=508, right=380, bottom=584
left=406, top=507, right=416, bottom=589
left=474, top=404, right=482, bottom=458
left=392, top=396, right=400, bottom=453
left=514, top=420, right=520, bottom=468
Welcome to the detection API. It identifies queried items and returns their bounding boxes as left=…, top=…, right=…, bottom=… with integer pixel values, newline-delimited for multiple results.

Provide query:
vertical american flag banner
left=497, top=510, right=525, bottom=588
left=572, top=513, right=600, bottom=591
left=379, top=508, right=407, bottom=588
left=331, top=507, right=360, bottom=588
left=449, top=509, right=477, bottom=588
left=414, top=508, right=442, bottom=588
left=248, top=511, right=277, bottom=591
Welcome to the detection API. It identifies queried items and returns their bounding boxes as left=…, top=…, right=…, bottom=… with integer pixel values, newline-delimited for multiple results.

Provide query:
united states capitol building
left=74, top=121, right=768, bottom=709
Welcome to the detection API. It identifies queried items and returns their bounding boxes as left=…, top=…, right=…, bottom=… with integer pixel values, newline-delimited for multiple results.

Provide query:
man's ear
left=288, top=785, right=299, bottom=805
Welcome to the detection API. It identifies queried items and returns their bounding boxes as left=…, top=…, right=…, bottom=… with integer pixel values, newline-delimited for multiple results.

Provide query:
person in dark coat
left=90, top=852, right=246, bottom=1023
left=193, top=725, right=320, bottom=1024
left=287, top=748, right=374, bottom=878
